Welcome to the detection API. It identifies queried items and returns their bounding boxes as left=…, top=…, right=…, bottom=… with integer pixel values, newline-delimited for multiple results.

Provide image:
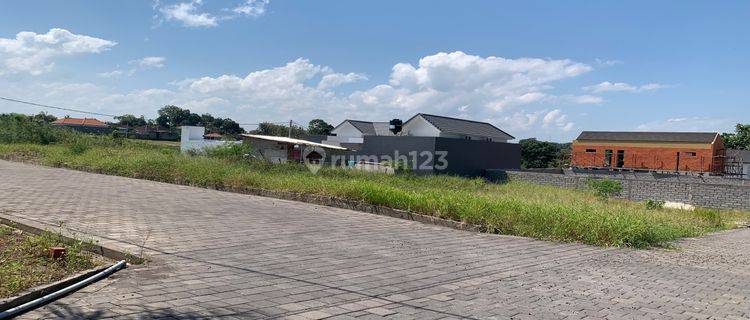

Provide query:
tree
left=199, top=113, right=216, bottom=128
left=519, top=138, right=564, bottom=168
left=722, top=124, right=750, bottom=150
left=217, top=118, right=245, bottom=135
left=307, top=119, right=334, bottom=135
left=251, top=122, right=306, bottom=138
left=156, top=105, right=192, bottom=128
left=114, top=114, right=147, bottom=127
left=31, top=112, right=57, bottom=123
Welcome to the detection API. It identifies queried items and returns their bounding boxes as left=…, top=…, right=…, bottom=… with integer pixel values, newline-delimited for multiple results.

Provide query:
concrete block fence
left=487, top=170, right=750, bottom=211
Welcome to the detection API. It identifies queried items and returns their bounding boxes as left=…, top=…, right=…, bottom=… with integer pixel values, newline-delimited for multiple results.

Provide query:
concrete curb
left=0, top=217, right=144, bottom=264
left=223, top=186, right=485, bottom=233
left=0, top=159, right=486, bottom=235
left=0, top=265, right=109, bottom=312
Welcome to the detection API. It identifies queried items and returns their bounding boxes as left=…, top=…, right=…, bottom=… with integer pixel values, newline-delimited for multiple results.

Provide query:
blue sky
left=0, top=1, right=747, bottom=141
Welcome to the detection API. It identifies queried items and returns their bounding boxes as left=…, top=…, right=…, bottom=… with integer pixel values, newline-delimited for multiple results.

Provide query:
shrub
left=645, top=199, right=665, bottom=210
left=587, top=178, right=623, bottom=200
left=68, top=141, right=90, bottom=155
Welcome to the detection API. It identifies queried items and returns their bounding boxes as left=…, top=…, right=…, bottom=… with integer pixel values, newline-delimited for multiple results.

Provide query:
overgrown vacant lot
left=0, top=224, right=102, bottom=298
left=1, top=118, right=748, bottom=248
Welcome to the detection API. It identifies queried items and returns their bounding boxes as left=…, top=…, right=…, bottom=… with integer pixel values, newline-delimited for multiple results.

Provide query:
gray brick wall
left=488, top=170, right=750, bottom=211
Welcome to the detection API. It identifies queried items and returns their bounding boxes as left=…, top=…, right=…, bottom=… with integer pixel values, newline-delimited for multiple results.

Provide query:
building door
left=604, top=150, right=613, bottom=167
left=616, top=150, right=625, bottom=168
left=675, top=152, right=680, bottom=172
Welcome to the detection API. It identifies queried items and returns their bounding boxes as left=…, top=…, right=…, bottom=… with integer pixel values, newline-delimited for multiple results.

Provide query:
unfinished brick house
left=571, top=131, right=725, bottom=174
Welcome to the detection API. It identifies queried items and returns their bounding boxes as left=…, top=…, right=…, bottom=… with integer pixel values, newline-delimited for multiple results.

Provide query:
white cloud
left=159, top=0, right=218, bottom=27
left=156, top=0, right=270, bottom=28
left=0, top=28, right=116, bottom=75
left=583, top=81, right=671, bottom=93
left=97, top=70, right=123, bottom=78
left=233, top=0, right=270, bottom=16
left=130, top=56, right=166, bottom=69
left=317, top=72, right=367, bottom=89
left=2, top=51, right=591, bottom=140
left=350, top=51, right=591, bottom=116
left=566, top=94, right=604, bottom=105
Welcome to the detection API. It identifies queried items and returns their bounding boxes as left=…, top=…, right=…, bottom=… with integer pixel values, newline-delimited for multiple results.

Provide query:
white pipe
left=0, top=260, right=127, bottom=319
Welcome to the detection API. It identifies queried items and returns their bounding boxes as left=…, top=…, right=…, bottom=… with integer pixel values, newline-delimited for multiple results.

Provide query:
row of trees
left=115, top=106, right=338, bottom=137
left=114, top=106, right=245, bottom=135
left=248, top=119, right=335, bottom=138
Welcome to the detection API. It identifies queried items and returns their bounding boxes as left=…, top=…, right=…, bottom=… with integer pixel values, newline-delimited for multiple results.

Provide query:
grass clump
left=587, top=178, right=623, bottom=200
left=0, top=224, right=103, bottom=298
left=645, top=199, right=665, bottom=210
left=0, top=122, right=747, bottom=248
left=205, top=143, right=254, bottom=161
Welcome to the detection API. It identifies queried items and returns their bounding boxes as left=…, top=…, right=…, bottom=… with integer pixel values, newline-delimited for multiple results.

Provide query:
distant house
left=203, top=132, right=222, bottom=140
left=726, top=149, right=750, bottom=178
left=319, top=113, right=520, bottom=176
left=324, top=120, right=394, bottom=149
left=52, top=117, right=113, bottom=134
left=401, top=113, right=514, bottom=142
left=571, top=131, right=725, bottom=173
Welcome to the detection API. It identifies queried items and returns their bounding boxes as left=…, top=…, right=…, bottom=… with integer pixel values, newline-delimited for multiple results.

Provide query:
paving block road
left=1, top=160, right=749, bottom=319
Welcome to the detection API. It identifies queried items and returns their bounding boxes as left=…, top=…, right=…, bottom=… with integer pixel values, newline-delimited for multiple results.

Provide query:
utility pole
left=288, top=120, right=292, bottom=138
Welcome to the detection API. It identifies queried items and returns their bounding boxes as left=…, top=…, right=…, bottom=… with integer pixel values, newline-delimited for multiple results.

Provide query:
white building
left=323, top=120, right=394, bottom=148
left=180, top=126, right=239, bottom=153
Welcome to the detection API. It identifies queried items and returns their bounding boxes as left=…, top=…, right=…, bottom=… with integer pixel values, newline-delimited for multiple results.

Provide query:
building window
left=585, top=149, right=596, bottom=154
left=685, top=152, right=697, bottom=157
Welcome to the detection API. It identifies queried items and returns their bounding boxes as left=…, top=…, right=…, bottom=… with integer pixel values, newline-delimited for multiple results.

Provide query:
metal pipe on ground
left=0, top=260, right=127, bottom=319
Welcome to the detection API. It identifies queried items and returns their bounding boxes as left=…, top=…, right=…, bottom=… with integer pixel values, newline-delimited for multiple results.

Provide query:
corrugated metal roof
left=52, top=117, right=109, bottom=127
left=240, top=134, right=348, bottom=150
left=412, top=113, right=515, bottom=140
left=727, top=149, right=750, bottom=162
left=576, top=131, right=718, bottom=143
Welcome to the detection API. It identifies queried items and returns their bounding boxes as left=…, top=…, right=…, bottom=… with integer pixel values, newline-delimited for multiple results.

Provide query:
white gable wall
left=331, top=121, right=363, bottom=138
left=402, top=116, right=441, bottom=137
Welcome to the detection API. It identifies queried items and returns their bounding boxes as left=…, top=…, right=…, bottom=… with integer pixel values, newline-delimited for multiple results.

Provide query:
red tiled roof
left=203, top=132, right=222, bottom=138
left=52, top=118, right=109, bottom=127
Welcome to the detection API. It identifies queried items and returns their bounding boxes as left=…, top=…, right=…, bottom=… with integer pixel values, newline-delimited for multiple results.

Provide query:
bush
left=645, top=199, right=665, bottom=210
left=587, top=178, right=623, bottom=200
left=68, top=141, right=90, bottom=155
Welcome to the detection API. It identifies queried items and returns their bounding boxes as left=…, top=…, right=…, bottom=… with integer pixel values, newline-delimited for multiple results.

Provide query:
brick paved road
left=1, top=160, right=749, bottom=319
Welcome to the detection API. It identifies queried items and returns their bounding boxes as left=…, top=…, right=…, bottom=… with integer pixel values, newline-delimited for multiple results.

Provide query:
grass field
left=0, top=138, right=747, bottom=249
left=0, top=223, right=103, bottom=298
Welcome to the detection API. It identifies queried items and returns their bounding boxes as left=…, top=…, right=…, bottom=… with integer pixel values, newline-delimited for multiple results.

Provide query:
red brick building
left=571, top=131, right=725, bottom=174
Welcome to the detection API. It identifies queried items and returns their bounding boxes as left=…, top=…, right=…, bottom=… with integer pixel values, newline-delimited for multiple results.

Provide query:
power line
left=1, top=96, right=305, bottom=128
left=0, top=96, right=118, bottom=118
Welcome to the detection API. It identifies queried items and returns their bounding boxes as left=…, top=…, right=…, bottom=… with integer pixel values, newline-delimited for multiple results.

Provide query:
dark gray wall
left=436, top=138, right=520, bottom=176
left=354, top=136, right=520, bottom=176
left=356, top=136, right=436, bottom=175
left=488, top=170, right=750, bottom=211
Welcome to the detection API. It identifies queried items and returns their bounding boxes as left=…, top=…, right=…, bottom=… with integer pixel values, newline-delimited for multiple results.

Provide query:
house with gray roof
left=324, top=114, right=519, bottom=176
left=401, top=113, right=514, bottom=142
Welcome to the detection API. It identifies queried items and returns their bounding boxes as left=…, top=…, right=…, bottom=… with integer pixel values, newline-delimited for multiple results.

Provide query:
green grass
left=0, top=224, right=103, bottom=298
left=0, top=140, right=747, bottom=249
